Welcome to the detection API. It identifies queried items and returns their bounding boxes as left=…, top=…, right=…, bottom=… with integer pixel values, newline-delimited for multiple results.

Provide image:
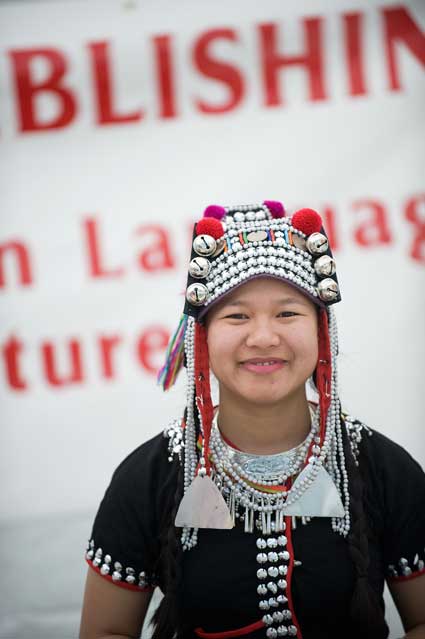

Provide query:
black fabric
left=87, top=426, right=425, bottom=638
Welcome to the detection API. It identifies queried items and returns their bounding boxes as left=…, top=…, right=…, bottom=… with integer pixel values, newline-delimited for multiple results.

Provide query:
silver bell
left=188, top=257, right=211, bottom=279
left=186, top=282, right=209, bottom=306
left=314, top=254, right=336, bottom=277
left=193, top=234, right=217, bottom=256
left=317, top=278, right=339, bottom=302
left=306, top=232, right=328, bottom=255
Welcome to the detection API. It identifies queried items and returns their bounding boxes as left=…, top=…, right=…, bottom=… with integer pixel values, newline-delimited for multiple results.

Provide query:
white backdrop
left=0, top=0, right=424, bottom=637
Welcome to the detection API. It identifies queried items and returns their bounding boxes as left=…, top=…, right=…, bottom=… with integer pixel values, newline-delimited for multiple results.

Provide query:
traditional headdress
left=160, top=201, right=349, bottom=551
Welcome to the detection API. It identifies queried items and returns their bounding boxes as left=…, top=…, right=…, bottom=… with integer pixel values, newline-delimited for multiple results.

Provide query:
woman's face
left=206, top=278, right=319, bottom=408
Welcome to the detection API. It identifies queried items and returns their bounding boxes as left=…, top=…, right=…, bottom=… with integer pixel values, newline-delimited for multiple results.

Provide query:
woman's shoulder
left=342, top=410, right=423, bottom=476
left=110, top=416, right=184, bottom=483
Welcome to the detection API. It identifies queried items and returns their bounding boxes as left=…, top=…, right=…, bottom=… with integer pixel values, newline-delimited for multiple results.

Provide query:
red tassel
left=316, top=308, right=332, bottom=444
left=194, top=322, right=214, bottom=474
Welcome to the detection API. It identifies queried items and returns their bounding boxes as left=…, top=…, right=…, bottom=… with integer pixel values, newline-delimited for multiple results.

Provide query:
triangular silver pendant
left=175, top=475, right=234, bottom=529
left=284, top=465, right=345, bottom=517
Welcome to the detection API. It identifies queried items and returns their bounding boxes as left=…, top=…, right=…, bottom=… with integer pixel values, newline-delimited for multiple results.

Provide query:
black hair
left=342, top=418, right=389, bottom=638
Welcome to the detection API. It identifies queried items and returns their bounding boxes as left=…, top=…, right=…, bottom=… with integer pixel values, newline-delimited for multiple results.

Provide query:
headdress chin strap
left=316, top=308, right=332, bottom=445
left=194, top=322, right=214, bottom=476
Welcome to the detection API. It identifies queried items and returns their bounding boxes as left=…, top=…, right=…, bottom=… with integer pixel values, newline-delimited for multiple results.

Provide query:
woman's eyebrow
left=223, top=296, right=306, bottom=308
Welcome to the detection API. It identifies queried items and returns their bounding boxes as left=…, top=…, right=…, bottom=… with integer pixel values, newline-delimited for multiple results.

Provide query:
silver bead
left=269, top=597, right=278, bottom=608
left=111, top=571, right=121, bottom=581
left=268, top=552, right=278, bottom=562
left=277, top=594, right=288, bottom=604
left=259, top=600, right=270, bottom=610
left=100, top=563, right=110, bottom=575
left=126, top=575, right=136, bottom=584
left=258, top=584, right=268, bottom=595
left=282, top=611, right=292, bottom=620
left=266, top=628, right=278, bottom=638
left=273, top=611, right=284, bottom=623
left=186, top=282, right=209, bottom=306
left=317, top=278, right=339, bottom=302
left=288, top=625, right=298, bottom=636
left=193, top=234, right=217, bottom=256
left=263, top=614, right=274, bottom=626
left=314, top=254, right=336, bottom=277
left=189, top=257, right=211, bottom=278
left=268, top=567, right=279, bottom=578
left=257, top=538, right=267, bottom=549
left=277, top=579, right=287, bottom=589
left=257, top=568, right=268, bottom=579
left=267, top=538, right=278, bottom=548
left=277, top=626, right=288, bottom=636
left=257, top=553, right=268, bottom=564
left=267, top=582, right=278, bottom=594
left=306, top=232, right=328, bottom=255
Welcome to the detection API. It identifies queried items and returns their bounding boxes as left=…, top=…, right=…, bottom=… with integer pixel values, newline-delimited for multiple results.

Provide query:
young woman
left=80, top=201, right=425, bottom=639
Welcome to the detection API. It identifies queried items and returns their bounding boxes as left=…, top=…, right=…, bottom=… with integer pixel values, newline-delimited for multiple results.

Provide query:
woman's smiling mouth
left=240, top=358, right=286, bottom=374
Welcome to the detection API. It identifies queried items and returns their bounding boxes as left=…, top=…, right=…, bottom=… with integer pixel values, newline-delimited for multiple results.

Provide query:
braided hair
left=151, top=454, right=184, bottom=639
left=342, top=418, right=389, bottom=638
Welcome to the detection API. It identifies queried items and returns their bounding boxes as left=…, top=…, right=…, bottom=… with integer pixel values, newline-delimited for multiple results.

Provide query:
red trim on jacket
left=86, top=559, right=154, bottom=592
left=285, top=516, right=304, bottom=639
left=388, top=567, right=425, bottom=583
left=194, top=619, right=264, bottom=638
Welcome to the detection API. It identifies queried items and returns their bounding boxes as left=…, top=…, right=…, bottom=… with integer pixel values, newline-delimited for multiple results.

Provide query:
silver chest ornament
left=314, top=254, right=336, bottom=277
left=306, top=232, right=328, bottom=255
left=188, top=257, right=211, bottom=279
left=317, top=278, right=339, bottom=302
left=186, top=282, right=209, bottom=306
left=193, top=234, right=217, bottom=256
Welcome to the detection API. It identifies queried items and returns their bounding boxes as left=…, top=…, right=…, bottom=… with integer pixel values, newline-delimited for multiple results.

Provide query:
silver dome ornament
left=188, top=257, right=211, bottom=279
left=314, top=254, right=336, bottom=277
left=186, top=283, right=209, bottom=306
left=317, top=278, right=339, bottom=302
left=193, top=234, right=217, bottom=256
left=306, top=232, right=328, bottom=255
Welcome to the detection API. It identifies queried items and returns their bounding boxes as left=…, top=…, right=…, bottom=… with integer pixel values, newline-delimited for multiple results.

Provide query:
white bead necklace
left=208, top=406, right=322, bottom=534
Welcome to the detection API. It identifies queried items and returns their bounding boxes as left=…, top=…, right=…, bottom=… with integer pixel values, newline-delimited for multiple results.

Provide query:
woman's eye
left=225, top=313, right=247, bottom=320
left=278, top=311, right=298, bottom=318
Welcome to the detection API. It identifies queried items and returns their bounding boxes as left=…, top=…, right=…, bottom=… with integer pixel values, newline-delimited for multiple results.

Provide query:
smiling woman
left=79, top=201, right=425, bottom=639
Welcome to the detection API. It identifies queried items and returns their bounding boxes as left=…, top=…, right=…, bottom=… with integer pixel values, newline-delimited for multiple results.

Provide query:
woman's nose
left=245, top=319, right=281, bottom=349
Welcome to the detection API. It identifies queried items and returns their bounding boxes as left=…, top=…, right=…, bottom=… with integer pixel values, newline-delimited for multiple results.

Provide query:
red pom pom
left=264, top=200, right=285, bottom=218
left=196, top=217, right=224, bottom=239
left=291, top=208, right=322, bottom=235
left=203, top=204, right=226, bottom=220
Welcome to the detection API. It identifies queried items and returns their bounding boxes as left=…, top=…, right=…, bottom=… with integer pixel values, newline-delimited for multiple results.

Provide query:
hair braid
left=151, top=456, right=184, bottom=639
left=342, top=423, right=389, bottom=638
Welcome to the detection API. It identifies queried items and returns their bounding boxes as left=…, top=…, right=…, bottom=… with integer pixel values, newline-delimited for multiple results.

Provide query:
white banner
left=0, top=0, right=424, bottom=555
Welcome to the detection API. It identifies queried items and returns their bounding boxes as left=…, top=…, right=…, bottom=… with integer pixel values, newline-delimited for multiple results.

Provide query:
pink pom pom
left=292, top=208, right=322, bottom=235
left=196, top=217, right=224, bottom=239
left=264, top=200, right=285, bottom=218
left=203, top=205, right=226, bottom=220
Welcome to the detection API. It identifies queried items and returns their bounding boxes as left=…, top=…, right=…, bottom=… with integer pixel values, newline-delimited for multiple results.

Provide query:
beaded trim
left=164, top=417, right=184, bottom=462
left=387, top=552, right=425, bottom=580
left=255, top=520, right=301, bottom=638
left=343, top=413, right=371, bottom=464
left=85, top=539, right=153, bottom=589
left=203, top=218, right=319, bottom=308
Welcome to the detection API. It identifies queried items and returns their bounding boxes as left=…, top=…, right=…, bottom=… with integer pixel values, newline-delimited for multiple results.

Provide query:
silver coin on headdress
left=314, top=254, right=336, bottom=277
left=186, top=282, right=209, bottom=305
left=189, top=257, right=211, bottom=279
left=193, top=234, right=217, bottom=256
left=317, top=278, right=339, bottom=302
left=306, top=232, right=328, bottom=255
